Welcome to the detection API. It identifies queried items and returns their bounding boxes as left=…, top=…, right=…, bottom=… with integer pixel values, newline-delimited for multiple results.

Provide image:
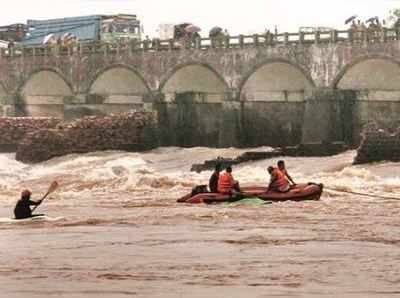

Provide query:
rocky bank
left=0, top=117, right=61, bottom=152
left=191, top=142, right=348, bottom=173
left=354, top=126, right=400, bottom=165
left=9, top=111, right=155, bottom=163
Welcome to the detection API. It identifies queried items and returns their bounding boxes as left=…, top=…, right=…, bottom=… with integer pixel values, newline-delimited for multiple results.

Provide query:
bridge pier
left=219, top=101, right=242, bottom=148
left=301, top=88, right=356, bottom=146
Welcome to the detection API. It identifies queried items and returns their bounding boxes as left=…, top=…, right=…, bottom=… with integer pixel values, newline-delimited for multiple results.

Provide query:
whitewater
left=1, top=148, right=400, bottom=297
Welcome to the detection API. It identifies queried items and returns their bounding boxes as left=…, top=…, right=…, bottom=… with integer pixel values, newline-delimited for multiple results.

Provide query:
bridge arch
left=159, top=62, right=229, bottom=103
left=80, top=65, right=152, bottom=117
left=333, top=55, right=400, bottom=92
left=89, top=64, right=150, bottom=99
left=19, top=68, right=73, bottom=117
left=237, top=59, right=313, bottom=147
left=240, top=59, right=314, bottom=102
left=333, top=55, right=400, bottom=138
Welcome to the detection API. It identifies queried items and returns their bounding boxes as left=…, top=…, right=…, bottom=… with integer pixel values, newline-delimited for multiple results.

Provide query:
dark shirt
left=14, top=197, right=41, bottom=219
left=209, top=171, right=220, bottom=193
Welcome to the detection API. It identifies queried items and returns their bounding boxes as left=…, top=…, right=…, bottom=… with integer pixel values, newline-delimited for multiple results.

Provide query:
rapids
left=1, top=148, right=400, bottom=297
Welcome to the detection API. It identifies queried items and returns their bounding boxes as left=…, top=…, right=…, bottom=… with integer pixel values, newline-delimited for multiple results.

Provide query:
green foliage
left=387, top=8, right=400, bottom=27
left=392, top=8, right=400, bottom=18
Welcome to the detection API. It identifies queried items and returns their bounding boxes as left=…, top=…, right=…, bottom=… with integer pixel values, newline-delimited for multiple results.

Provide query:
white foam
left=0, top=148, right=400, bottom=204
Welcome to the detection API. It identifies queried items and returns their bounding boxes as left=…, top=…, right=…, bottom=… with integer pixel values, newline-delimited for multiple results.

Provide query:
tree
left=387, top=9, right=400, bottom=27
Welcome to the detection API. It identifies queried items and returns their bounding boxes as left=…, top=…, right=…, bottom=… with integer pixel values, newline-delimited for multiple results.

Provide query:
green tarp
left=224, top=197, right=272, bottom=206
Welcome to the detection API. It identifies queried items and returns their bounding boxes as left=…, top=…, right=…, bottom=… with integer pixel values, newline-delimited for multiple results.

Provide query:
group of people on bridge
left=348, top=17, right=393, bottom=41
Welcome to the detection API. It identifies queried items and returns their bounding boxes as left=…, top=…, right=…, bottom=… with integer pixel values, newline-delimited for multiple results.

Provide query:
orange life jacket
left=218, top=172, right=235, bottom=194
left=271, top=168, right=289, bottom=191
left=280, top=168, right=288, bottom=176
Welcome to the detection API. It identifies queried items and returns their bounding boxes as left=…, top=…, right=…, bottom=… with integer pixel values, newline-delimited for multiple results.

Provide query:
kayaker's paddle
left=32, top=181, right=59, bottom=212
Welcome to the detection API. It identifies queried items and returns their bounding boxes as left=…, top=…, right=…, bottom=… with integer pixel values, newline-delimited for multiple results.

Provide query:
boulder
left=354, top=127, right=400, bottom=164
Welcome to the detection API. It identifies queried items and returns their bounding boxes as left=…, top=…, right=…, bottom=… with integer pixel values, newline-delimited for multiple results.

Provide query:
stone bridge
left=1, top=29, right=400, bottom=148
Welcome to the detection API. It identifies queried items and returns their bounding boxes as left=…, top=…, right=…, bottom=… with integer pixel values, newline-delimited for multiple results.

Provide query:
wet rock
left=15, top=111, right=156, bottom=163
left=191, top=150, right=287, bottom=173
left=282, top=142, right=348, bottom=157
left=354, top=127, right=400, bottom=165
left=0, top=117, right=61, bottom=152
left=191, top=142, right=348, bottom=173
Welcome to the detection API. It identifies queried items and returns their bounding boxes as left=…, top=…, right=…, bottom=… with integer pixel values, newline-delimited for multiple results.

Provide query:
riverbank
left=0, top=111, right=155, bottom=163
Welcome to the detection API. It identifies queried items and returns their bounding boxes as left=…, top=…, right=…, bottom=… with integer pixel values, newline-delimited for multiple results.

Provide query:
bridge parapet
left=0, top=28, right=399, bottom=58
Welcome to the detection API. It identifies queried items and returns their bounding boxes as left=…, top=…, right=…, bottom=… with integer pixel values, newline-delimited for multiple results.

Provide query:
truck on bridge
left=23, top=14, right=142, bottom=46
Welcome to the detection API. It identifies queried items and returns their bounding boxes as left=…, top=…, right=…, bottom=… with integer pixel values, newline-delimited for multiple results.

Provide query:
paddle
left=31, top=181, right=59, bottom=212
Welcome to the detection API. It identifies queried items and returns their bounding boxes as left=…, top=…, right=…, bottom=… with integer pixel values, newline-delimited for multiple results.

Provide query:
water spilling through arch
left=20, top=70, right=73, bottom=117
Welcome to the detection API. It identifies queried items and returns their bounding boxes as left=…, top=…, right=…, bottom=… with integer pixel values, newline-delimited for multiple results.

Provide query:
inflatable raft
left=177, top=183, right=323, bottom=204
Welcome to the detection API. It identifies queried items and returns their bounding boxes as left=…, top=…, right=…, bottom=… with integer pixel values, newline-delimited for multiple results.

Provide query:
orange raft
left=177, top=183, right=323, bottom=204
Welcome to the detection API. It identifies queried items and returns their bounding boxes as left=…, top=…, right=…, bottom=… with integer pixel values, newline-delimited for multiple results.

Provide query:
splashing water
left=1, top=148, right=400, bottom=297
left=1, top=148, right=400, bottom=204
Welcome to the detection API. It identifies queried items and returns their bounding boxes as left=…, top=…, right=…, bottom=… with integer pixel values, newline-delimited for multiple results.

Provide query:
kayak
left=177, top=183, right=323, bottom=204
left=0, top=216, right=65, bottom=224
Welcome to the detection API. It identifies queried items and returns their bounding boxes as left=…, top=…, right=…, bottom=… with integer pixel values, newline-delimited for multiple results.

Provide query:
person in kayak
left=267, top=166, right=290, bottom=193
left=14, top=189, right=44, bottom=219
left=277, top=160, right=296, bottom=186
left=209, top=163, right=221, bottom=193
left=218, top=166, right=240, bottom=195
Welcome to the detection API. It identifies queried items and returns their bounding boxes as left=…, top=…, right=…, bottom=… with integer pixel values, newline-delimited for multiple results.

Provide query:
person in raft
left=277, top=160, right=296, bottom=186
left=14, top=189, right=44, bottom=219
left=267, top=166, right=290, bottom=193
left=218, top=166, right=241, bottom=195
left=209, top=163, right=222, bottom=193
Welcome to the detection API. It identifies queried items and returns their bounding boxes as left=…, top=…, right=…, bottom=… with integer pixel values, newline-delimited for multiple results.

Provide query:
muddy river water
left=0, top=148, right=399, bottom=297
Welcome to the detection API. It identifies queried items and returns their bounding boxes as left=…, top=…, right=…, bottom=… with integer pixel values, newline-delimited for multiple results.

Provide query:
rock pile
left=16, top=111, right=155, bottom=163
left=283, top=142, right=348, bottom=157
left=354, top=126, right=400, bottom=164
left=190, top=150, right=282, bottom=173
left=191, top=142, right=348, bottom=173
left=0, top=117, right=61, bottom=151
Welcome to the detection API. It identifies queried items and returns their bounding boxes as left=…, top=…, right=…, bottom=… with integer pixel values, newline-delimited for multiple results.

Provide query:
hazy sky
left=1, top=0, right=399, bottom=36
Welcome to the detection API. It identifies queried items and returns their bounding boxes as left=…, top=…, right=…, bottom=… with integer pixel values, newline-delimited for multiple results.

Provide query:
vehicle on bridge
left=158, top=23, right=201, bottom=49
left=23, top=14, right=142, bottom=46
left=0, top=23, right=27, bottom=42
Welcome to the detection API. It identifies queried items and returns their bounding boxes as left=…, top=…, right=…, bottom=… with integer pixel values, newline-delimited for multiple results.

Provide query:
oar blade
left=47, top=181, right=59, bottom=195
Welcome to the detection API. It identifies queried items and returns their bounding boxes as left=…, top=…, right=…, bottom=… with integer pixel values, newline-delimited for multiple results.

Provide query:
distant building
left=0, top=23, right=28, bottom=42
left=0, top=40, right=9, bottom=48
left=23, top=14, right=141, bottom=46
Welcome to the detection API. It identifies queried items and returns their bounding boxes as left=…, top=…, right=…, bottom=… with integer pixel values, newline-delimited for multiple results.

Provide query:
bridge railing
left=1, top=28, right=400, bottom=58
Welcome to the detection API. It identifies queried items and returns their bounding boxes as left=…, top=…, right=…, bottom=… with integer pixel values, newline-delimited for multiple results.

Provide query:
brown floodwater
left=0, top=148, right=399, bottom=297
